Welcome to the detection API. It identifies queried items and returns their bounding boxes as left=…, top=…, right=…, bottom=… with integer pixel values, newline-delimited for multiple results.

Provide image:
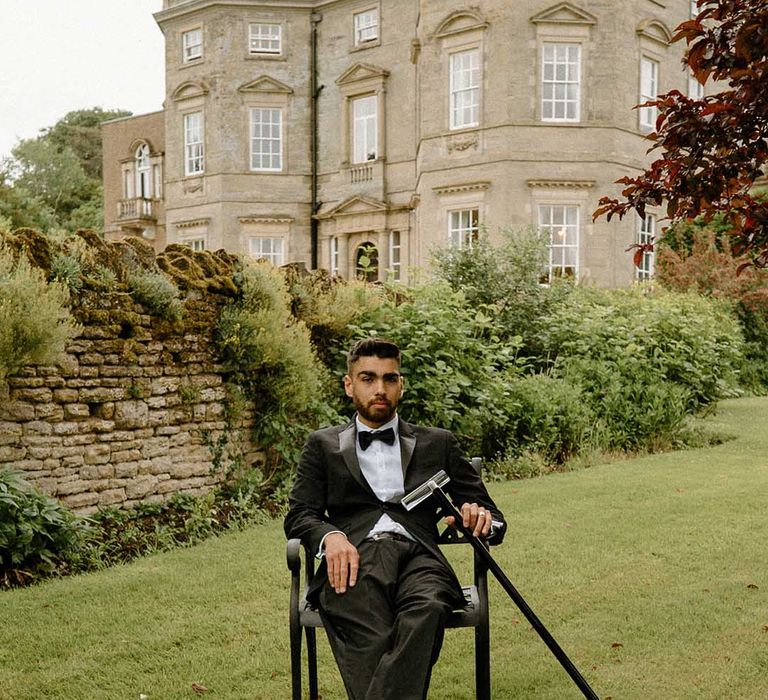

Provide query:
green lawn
left=2, top=397, right=768, bottom=699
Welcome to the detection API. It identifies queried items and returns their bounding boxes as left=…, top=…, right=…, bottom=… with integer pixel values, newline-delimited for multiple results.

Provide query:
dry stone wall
left=0, top=233, right=262, bottom=514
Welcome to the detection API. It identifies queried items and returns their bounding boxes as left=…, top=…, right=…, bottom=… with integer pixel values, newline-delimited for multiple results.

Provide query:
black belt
left=363, top=531, right=412, bottom=543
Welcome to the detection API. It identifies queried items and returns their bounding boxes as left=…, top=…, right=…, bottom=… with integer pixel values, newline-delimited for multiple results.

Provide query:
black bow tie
left=358, top=427, right=396, bottom=450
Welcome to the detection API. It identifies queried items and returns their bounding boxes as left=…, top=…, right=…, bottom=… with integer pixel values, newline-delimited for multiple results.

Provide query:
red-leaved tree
left=594, top=0, right=768, bottom=268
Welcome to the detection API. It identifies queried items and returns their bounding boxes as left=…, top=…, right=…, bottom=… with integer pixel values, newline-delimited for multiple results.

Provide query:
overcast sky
left=0, top=0, right=166, bottom=159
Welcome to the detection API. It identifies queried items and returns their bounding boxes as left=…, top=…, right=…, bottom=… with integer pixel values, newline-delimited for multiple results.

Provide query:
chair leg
left=475, top=619, right=491, bottom=700
left=290, top=620, right=303, bottom=700
left=306, top=627, right=319, bottom=700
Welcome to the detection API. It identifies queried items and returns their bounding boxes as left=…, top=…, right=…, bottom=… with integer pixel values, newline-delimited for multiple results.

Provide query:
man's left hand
left=443, top=502, right=492, bottom=538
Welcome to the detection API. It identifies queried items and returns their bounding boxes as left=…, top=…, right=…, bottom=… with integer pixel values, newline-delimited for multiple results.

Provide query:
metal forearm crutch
left=402, top=471, right=600, bottom=700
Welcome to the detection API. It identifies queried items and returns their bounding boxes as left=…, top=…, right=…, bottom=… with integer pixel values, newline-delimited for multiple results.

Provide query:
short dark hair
left=346, top=337, right=401, bottom=374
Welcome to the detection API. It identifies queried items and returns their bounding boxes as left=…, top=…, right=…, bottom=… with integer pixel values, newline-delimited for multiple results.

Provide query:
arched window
left=135, top=143, right=152, bottom=198
left=356, top=242, right=378, bottom=282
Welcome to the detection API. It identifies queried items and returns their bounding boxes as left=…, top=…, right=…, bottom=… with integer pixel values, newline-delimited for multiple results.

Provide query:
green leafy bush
left=502, top=373, right=594, bottom=464
left=541, top=286, right=744, bottom=449
left=0, top=470, right=89, bottom=588
left=0, top=242, right=79, bottom=379
left=218, top=261, right=340, bottom=475
left=127, top=269, right=183, bottom=322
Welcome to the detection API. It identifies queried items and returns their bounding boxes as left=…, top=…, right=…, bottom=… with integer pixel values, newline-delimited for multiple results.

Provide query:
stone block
left=0, top=402, right=36, bottom=421
left=62, top=492, right=100, bottom=510
left=80, top=387, right=124, bottom=403
left=62, top=455, right=85, bottom=468
left=114, top=461, right=139, bottom=478
left=171, top=461, right=210, bottom=479
left=26, top=445, right=52, bottom=459
left=98, top=488, right=126, bottom=506
left=53, top=422, right=80, bottom=436
left=56, top=479, right=92, bottom=496
left=141, top=438, right=168, bottom=459
left=53, top=388, right=80, bottom=403
left=0, top=422, right=23, bottom=445
left=150, top=377, right=179, bottom=396
left=113, top=400, right=149, bottom=429
left=125, top=476, right=159, bottom=499
left=64, top=404, right=91, bottom=420
left=148, top=455, right=173, bottom=475
left=35, top=404, right=65, bottom=421
left=15, top=388, right=53, bottom=403
left=23, top=421, right=53, bottom=437
left=0, top=445, right=26, bottom=461
left=84, top=444, right=111, bottom=465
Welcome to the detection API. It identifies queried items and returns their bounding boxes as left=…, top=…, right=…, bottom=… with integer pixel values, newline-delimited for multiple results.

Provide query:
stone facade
left=103, top=0, right=696, bottom=287
left=0, top=283, right=262, bottom=515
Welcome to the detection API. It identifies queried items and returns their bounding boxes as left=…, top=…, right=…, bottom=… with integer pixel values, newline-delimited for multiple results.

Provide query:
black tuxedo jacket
left=284, top=416, right=506, bottom=602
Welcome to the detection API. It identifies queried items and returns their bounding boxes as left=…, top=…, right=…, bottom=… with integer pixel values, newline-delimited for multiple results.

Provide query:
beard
left=353, top=395, right=397, bottom=427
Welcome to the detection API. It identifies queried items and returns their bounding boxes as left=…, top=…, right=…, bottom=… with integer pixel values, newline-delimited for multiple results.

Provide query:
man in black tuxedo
left=284, top=338, right=505, bottom=700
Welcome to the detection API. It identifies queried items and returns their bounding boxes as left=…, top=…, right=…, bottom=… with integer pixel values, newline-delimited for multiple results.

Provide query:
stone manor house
left=102, top=0, right=701, bottom=287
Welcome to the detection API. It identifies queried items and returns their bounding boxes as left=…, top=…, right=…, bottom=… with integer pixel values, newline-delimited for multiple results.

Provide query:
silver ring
left=479, top=510, right=486, bottom=516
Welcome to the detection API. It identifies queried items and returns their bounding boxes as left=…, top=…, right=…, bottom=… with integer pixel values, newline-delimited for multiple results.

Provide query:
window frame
left=248, top=236, right=284, bottom=265
left=181, top=236, right=206, bottom=252
left=538, top=204, right=580, bottom=283
left=353, top=8, right=379, bottom=46
left=249, top=22, right=282, bottom=56
left=351, top=94, right=378, bottom=164
left=183, top=111, right=205, bottom=176
left=449, top=48, right=480, bottom=131
left=134, top=143, right=152, bottom=199
left=249, top=107, right=283, bottom=172
left=541, top=42, right=581, bottom=123
left=635, top=214, right=656, bottom=280
left=330, top=237, right=340, bottom=276
left=182, top=27, right=203, bottom=63
left=448, top=208, right=480, bottom=249
left=388, top=230, right=401, bottom=280
left=639, top=56, right=659, bottom=132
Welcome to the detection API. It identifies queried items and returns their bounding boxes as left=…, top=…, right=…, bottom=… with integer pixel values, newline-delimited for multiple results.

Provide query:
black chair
left=287, top=460, right=494, bottom=700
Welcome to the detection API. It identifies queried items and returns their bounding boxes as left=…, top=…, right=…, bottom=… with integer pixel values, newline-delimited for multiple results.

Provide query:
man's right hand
left=323, top=532, right=359, bottom=594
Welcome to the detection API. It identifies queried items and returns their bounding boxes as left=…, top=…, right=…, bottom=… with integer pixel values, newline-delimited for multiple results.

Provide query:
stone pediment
left=238, top=75, right=293, bottom=95
left=336, top=63, right=390, bottom=86
left=318, top=195, right=388, bottom=219
left=171, top=80, right=209, bottom=102
left=530, top=2, right=597, bottom=26
left=433, top=10, right=488, bottom=39
left=636, top=18, right=673, bottom=45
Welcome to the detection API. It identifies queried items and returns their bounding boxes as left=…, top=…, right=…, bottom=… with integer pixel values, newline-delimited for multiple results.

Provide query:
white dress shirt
left=355, top=414, right=413, bottom=541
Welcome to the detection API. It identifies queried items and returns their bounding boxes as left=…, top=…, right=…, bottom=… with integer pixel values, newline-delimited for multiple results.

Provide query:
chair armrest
left=287, top=538, right=302, bottom=572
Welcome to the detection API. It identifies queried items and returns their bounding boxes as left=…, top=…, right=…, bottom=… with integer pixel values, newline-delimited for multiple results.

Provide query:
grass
left=1, top=397, right=768, bottom=699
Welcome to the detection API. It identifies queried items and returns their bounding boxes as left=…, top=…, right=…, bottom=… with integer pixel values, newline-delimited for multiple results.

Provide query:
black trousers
left=318, top=537, right=459, bottom=700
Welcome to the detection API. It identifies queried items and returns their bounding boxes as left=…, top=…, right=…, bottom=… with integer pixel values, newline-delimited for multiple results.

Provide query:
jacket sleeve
left=283, top=431, right=339, bottom=554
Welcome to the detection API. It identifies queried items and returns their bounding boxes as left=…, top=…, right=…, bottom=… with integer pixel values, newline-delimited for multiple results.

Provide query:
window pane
left=250, top=23, right=281, bottom=54
left=184, top=112, right=204, bottom=175
left=450, top=49, right=480, bottom=129
left=250, top=108, right=282, bottom=171
left=354, top=9, right=378, bottom=44
left=353, top=95, right=377, bottom=163
left=448, top=208, right=479, bottom=249
left=541, top=43, right=580, bottom=123
left=538, top=205, right=579, bottom=282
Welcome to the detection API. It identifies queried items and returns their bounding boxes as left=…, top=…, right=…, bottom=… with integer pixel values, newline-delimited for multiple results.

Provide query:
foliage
left=656, top=223, right=768, bottom=393
left=126, top=269, right=183, bottom=322
left=501, top=373, right=594, bottom=464
left=0, top=242, right=79, bottom=379
left=432, top=226, right=571, bottom=358
left=594, top=0, right=768, bottom=266
left=0, top=107, right=130, bottom=233
left=345, top=281, right=524, bottom=456
left=217, top=261, right=341, bottom=477
left=540, top=286, right=744, bottom=449
left=0, top=470, right=90, bottom=589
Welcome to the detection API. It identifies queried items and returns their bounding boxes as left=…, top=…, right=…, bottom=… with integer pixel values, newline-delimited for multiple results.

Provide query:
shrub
left=0, top=242, right=79, bottom=379
left=127, top=269, right=183, bottom=322
left=502, top=373, right=593, bottom=464
left=657, top=225, right=768, bottom=394
left=0, top=470, right=89, bottom=588
left=541, top=286, right=744, bottom=450
left=217, top=261, right=340, bottom=475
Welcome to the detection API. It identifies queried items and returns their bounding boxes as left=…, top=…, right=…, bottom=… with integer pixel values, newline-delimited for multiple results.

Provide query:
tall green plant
left=0, top=242, right=80, bottom=379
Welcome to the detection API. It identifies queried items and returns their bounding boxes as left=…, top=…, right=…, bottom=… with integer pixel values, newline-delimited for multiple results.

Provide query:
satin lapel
left=399, top=418, right=416, bottom=479
left=339, top=420, right=371, bottom=494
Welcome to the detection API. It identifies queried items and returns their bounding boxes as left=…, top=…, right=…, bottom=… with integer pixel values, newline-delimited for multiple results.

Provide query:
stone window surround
left=527, top=179, right=595, bottom=282
left=635, top=212, right=656, bottom=280
left=531, top=7, right=595, bottom=124
left=433, top=181, right=490, bottom=248
left=434, top=11, right=487, bottom=135
left=181, top=25, right=203, bottom=65
left=238, top=76, right=293, bottom=174
left=636, top=18, right=673, bottom=133
left=239, top=215, right=293, bottom=262
left=119, top=140, right=163, bottom=200
left=351, top=3, right=381, bottom=51
left=173, top=217, right=210, bottom=249
left=336, top=64, right=389, bottom=168
left=248, top=20, right=284, bottom=58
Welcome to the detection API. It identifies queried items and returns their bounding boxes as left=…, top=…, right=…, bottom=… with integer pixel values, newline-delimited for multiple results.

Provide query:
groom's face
left=344, top=355, right=404, bottom=429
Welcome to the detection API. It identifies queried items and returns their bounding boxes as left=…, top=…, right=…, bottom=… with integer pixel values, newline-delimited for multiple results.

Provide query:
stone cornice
left=433, top=181, right=491, bottom=196
left=527, top=179, right=595, bottom=189
left=174, top=218, right=210, bottom=229
left=238, top=216, right=294, bottom=224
